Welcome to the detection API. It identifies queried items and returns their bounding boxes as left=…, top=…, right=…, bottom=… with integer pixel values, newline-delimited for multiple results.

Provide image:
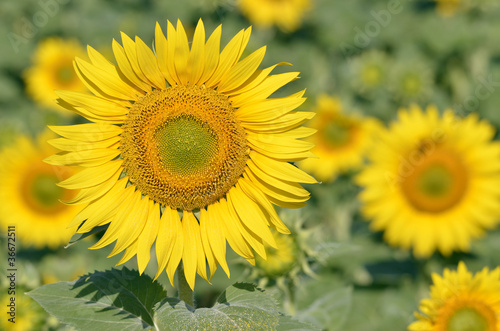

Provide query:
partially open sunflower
left=45, top=19, right=316, bottom=289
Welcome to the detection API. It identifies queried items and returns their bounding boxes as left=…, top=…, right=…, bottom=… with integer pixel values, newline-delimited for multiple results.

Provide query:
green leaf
left=27, top=267, right=166, bottom=331
left=277, top=315, right=321, bottom=331
left=154, top=283, right=280, bottom=331
left=297, top=281, right=353, bottom=331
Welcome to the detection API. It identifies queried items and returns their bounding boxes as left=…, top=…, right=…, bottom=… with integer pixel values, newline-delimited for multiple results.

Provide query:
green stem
left=177, top=263, right=194, bottom=307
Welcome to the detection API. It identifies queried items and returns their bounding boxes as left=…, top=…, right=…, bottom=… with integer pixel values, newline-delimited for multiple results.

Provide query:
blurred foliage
left=1, top=0, right=500, bottom=330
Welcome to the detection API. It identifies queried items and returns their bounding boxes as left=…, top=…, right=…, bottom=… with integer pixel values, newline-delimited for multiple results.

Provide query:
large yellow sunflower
left=0, top=132, right=80, bottom=248
left=45, top=19, right=316, bottom=289
left=357, top=105, right=500, bottom=258
left=238, top=0, right=311, bottom=32
left=409, top=261, right=500, bottom=331
left=24, top=37, right=87, bottom=111
left=299, top=94, right=381, bottom=182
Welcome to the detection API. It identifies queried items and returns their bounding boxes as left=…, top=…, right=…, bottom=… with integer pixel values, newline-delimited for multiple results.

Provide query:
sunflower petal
left=57, top=161, right=123, bottom=189
left=135, top=36, right=166, bottom=90
left=49, top=123, right=122, bottom=142
left=187, top=19, right=205, bottom=85
left=137, top=201, right=160, bottom=274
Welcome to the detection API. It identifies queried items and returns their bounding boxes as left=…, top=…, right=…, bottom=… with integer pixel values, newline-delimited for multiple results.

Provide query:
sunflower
left=46, top=19, right=316, bottom=289
left=238, top=0, right=311, bottom=32
left=24, top=37, right=87, bottom=111
left=356, top=105, right=500, bottom=258
left=349, top=50, right=390, bottom=97
left=0, top=132, right=80, bottom=249
left=434, top=0, right=461, bottom=17
left=299, top=95, right=381, bottom=182
left=256, top=229, right=298, bottom=278
left=409, top=262, right=500, bottom=331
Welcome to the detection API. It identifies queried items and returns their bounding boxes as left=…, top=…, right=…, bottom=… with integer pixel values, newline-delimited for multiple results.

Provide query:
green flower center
left=155, top=116, right=218, bottom=176
left=362, top=65, right=382, bottom=87
left=400, top=147, right=468, bottom=213
left=56, top=65, right=75, bottom=84
left=31, top=174, right=64, bottom=207
left=447, top=307, right=489, bottom=331
left=418, top=165, right=453, bottom=198
left=324, top=121, right=351, bottom=148
left=402, top=73, right=422, bottom=95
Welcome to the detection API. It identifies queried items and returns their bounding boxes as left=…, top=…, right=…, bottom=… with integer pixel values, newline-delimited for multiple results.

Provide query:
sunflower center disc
left=446, top=307, right=490, bottom=331
left=155, top=116, right=218, bottom=176
left=121, top=86, right=248, bottom=211
left=20, top=163, right=70, bottom=215
left=400, top=146, right=468, bottom=213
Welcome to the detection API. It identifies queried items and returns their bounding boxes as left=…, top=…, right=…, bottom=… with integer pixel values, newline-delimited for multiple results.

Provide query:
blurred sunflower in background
left=434, top=0, right=462, bottom=17
left=357, top=105, right=500, bottom=257
left=349, top=50, right=390, bottom=97
left=46, top=19, right=316, bottom=290
left=0, top=131, right=80, bottom=249
left=409, top=261, right=500, bottom=330
left=299, top=94, right=381, bottom=182
left=24, top=37, right=87, bottom=112
left=238, top=0, right=311, bottom=32
left=0, top=285, right=45, bottom=331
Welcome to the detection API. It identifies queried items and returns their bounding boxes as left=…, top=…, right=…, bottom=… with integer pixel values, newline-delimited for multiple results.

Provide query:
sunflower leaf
left=27, top=267, right=166, bottom=331
left=276, top=315, right=321, bottom=331
left=296, top=282, right=353, bottom=331
left=154, top=282, right=292, bottom=330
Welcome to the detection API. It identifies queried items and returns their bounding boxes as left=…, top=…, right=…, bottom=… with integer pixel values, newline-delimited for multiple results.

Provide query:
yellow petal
left=227, top=187, right=277, bottom=248
left=117, top=240, right=138, bottom=265
left=225, top=196, right=266, bottom=260
left=250, top=151, right=317, bottom=183
left=72, top=177, right=129, bottom=231
left=244, top=168, right=308, bottom=208
left=236, top=90, right=305, bottom=122
left=135, top=36, right=166, bottom=90
left=238, top=176, right=290, bottom=234
left=49, top=123, right=122, bottom=142
left=90, top=186, right=140, bottom=251
left=75, top=57, right=138, bottom=100
left=121, top=32, right=156, bottom=88
left=199, top=208, right=221, bottom=279
left=45, top=148, right=120, bottom=167
left=198, top=24, right=221, bottom=84
left=108, top=193, right=149, bottom=257
left=155, top=22, right=178, bottom=86
left=226, top=62, right=289, bottom=96
left=215, top=199, right=254, bottom=262
left=56, top=90, right=129, bottom=117
left=206, top=27, right=251, bottom=87
left=57, top=160, right=123, bottom=189
left=230, top=72, right=300, bottom=107
left=155, top=207, right=183, bottom=285
left=187, top=19, right=205, bottom=85
left=241, top=111, right=315, bottom=133
left=171, top=20, right=190, bottom=85
left=63, top=166, right=122, bottom=205
left=48, top=136, right=121, bottom=152
left=246, top=159, right=310, bottom=197
left=202, top=205, right=229, bottom=277
left=137, top=201, right=160, bottom=274
left=218, top=46, right=266, bottom=93
left=181, top=211, right=204, bottom=290
left=112, top=39, right=152, bottom=92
